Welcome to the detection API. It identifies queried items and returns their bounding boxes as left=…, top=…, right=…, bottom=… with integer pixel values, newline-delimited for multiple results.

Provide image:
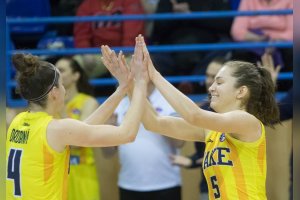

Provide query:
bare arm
left=122, top=36, right=206, bottom=142
left=83, top=45, right=134, bottom=125
left=47, top=79, right=147, bottom=152
left=83, top=86, right=128, bottom=124
left=80, top=97, right=99, bottom=121
left=142, top=38, right=260, bottom=141
left=48, top=37, right=149, bottom=152
left=124, top=67, right=204, bottom=142
left=150, top=70, right=259, bottom=140
left=142, top=99, right=205, bottom=141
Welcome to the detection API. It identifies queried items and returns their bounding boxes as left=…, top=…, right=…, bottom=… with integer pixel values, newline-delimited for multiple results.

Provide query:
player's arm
left=80, top=97, right=99, bottom=121
left=48, top=79, right=146, bottom=151
left=83, top=86, right=129, bottom=125
left=48, top=37, right=149, bottom=152
left=142, top=37, right=260, bottom=141
left=82, top=43, right=135, bottom=125
left=142, top=99, right=205, bottom=141
left=125, top=73, right=205, bottom=141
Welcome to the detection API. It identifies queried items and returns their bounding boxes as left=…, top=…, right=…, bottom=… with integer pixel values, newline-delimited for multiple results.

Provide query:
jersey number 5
left=210, top=175, right=221, bottom=198
left=7, top=148, right=23, bottom=197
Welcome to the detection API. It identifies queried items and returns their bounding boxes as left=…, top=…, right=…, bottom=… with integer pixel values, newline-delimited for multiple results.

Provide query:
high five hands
left=101, top=34, right=157, bottom=89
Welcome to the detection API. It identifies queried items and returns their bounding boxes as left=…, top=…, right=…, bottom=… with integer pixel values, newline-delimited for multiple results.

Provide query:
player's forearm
left=119, top=81, right=147, bottom=141
left=84, top=86, right=128, bottom=125
left=152, top=72, right=201, bottom=124
left=141, top=99, right=161, bottom=132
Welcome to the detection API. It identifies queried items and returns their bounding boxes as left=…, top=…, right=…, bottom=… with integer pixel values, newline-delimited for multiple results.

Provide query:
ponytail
left=255, top=67, right=280, bottom=127
left=226, top=61, right=280, bottom=127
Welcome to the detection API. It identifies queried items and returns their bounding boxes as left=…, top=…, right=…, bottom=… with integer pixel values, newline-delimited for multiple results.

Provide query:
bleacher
left=6, top=0, right=293, bottom=108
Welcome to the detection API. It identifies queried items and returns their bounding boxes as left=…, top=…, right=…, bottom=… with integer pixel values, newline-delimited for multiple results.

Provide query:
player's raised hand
left=101, top=45, right=133, bottom=89
left=139, top=35, right=158, bottom=81
left=130, top=35, right=149, bottom=83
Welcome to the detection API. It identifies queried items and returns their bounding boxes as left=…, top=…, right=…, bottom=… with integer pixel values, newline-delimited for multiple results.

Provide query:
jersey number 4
left=7, top=148, right=23, bottom=197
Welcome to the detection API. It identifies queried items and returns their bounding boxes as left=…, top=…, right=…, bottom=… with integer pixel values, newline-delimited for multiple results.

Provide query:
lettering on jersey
left=9, top=129, right=29, bottom=144
left=203, top=147, right=233, bottom=169
left=23, top=122, right=30, bottom=127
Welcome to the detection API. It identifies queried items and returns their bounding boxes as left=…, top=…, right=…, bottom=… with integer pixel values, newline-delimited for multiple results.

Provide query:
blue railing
left=6, top=10, right=293, bottom=107
left=6, top=10, right=293, bottom=23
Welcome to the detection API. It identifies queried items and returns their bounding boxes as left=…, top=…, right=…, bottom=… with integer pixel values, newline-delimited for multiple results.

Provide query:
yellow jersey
left=203, top=123, right=267, bottom=200
left=65, top=93, right=100, bottom=200
left=6, top=111, right=70, bottom=200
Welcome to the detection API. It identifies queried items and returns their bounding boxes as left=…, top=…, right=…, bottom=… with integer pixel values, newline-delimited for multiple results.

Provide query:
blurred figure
left=55, top=57, right=101, bottom=200
left=170, top=57, right=225, bottom=200
left=104, top=82, right=184, bottom=200
left=231, top=0, right=293, bottom=71
left=49, top=0, right=84, bottom=36
left=140, top=0, right=160, bottom=38
left=73, top=0, right=145, bottom=78
left=151, top=0, right=232, bottom=76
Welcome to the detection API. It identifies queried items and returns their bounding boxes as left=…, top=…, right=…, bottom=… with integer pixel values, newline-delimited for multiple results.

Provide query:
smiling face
left=208, top=65, right=247, bottom=113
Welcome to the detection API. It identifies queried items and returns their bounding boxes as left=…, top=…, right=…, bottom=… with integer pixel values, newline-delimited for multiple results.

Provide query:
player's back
left=6, top=111, right=70, bottom=200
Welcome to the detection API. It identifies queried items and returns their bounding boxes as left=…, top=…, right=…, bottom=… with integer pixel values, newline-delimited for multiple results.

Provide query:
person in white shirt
left=104, top=82, right=184, bottom=200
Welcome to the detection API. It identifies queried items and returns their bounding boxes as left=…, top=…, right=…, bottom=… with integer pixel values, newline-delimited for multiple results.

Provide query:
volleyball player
left=106, top=35, right=279, bottom=199
left=6, top=38, right=148, bottom=200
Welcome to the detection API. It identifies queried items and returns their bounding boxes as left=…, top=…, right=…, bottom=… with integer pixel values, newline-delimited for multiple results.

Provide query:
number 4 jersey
left=6, top=111, right=70, bottom=200
left=203, top=123, right=267, bottom=200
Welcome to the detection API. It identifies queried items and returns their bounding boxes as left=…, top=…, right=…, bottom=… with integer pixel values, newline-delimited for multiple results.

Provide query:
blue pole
left=9, top=41, right=293, bottom=56
left=6, top=10, right=293, bottom=24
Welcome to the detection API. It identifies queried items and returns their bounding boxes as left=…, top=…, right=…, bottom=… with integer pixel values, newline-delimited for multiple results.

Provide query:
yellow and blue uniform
left=6, top=111, right=70, bottom=200
left=203, top=123, right=266, bottom=200
left=66, top=93, right=101, bottom=200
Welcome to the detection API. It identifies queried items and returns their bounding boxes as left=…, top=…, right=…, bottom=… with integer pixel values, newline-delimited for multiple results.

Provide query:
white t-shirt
left=115, top=89, right=182, bottom=191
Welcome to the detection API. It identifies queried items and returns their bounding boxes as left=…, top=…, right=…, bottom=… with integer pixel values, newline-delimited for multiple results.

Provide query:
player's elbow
left=118, top=126, right=137, bottom=143
left=143, top=116, right=161, bottom=133
left=185, top=110, right=199, bottom=126
left=143, top=122, right=154, bottom=132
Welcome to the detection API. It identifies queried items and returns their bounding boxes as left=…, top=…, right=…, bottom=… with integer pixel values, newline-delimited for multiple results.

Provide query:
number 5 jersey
left=203, top=123, right=267, bottom=200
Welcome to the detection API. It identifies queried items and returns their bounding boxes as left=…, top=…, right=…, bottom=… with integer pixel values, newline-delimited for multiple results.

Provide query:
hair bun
left=12, top=53, right=39, bottom=74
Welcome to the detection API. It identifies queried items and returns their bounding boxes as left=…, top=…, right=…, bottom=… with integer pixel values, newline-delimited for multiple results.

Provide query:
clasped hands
left=100, top=34, right=156, bottom=91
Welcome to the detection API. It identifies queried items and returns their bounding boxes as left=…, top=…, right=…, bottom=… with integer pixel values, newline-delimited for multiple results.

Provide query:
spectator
left=140, top=0, right=160, bottom=38
left=55, top=57, right=101, bottom=200
left=73, top=0, right=145, bottom=78
left=231, top=0, right=293, bottom=71
left=102, top=82, right=184, bottom=199
left=151, top=0, right=232, bottom=76
left=50, top=0, right=84, bottom=36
